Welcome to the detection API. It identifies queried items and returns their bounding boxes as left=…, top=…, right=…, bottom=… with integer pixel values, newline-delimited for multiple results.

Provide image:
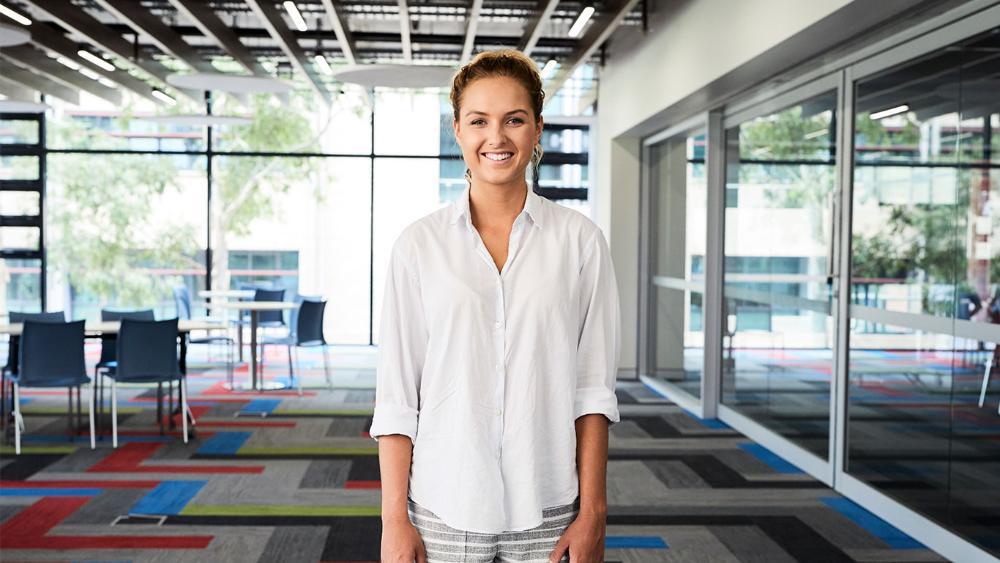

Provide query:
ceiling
left=0, top=0, right=643, bottom=108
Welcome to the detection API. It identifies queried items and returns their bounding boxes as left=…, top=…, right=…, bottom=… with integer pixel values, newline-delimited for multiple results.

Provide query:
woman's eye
left=508, top=118, right=524, bottom=125
left=471, top=119, right=485, bottom=126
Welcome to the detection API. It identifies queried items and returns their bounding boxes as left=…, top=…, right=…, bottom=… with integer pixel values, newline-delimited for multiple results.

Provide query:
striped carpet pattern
left=0, top=345, right=946, bottom=562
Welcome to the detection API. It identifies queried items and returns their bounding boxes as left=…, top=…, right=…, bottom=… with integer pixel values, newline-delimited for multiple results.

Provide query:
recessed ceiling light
left=0, top=3, right=31, bottom=25
left=283, top=1, right=308, bottom=32
left=541, top=59, right=557, bottom=79
left=313, top=54, right=333, bottom=76
left=869, top=104, right=909, bottom=120
left=152, top=88, right=177, bottom=106
left=568, top=7, right=594, bottom=38
left=77, top=49, right=116, bottom=72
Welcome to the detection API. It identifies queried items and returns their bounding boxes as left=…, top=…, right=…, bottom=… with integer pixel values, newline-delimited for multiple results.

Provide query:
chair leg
left=323, top=345, right=333, bottom=389
left=1, top=372, right=6, bottom=432
left=157, top=382, right=164, bottom=436
left=111, top=379, right=119, bottom=449
left=180, top=378, right=189, bottom=444
left=67, top=386, right=74, bottom=438
left=76, top=385, right=83, bottom=433
left=13, top=382, right=22, bottom=455
left=184, top=376, right=196, bottom=428
left=287, top=344, right=295, bottom=392
left=293, top=347, right=303, bottom=397
left=88, top=382, right=96, bottom=450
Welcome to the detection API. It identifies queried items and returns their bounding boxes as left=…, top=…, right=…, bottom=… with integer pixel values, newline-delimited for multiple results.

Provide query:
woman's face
left=453, top=76, right=543, bottom=190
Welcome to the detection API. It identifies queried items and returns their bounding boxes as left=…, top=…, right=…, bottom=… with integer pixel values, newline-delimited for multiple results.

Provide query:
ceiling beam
left=517, top=0, right=560, bottom=57
left=398, top=0, right=412, bottom=62
left=92, top=0, right=215, bottom=73
left=0, top=46, right=122, bottom=105
left=0, top=79, right=35, bottom=101
left=319, top=0, right=357, bottom=65
left=0, top=60, right=80, bottom=104
left=166, top=0, right=268, bottom=75
left=245, top=0, right=331, bottom=103
left=18, top=0, right=199, bottom=103
left=543, top=0, right=639, bottom=104
left=459, top=0, right=484, bottom=65
left=0, top=18, right=158, bottom=102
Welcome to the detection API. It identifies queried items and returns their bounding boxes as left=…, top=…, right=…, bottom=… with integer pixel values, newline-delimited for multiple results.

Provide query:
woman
left=370, top=49, right=621, bottom=563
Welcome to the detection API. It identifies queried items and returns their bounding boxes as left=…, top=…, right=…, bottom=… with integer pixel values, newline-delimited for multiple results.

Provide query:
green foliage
left=47, top=115, right=200, bottom=308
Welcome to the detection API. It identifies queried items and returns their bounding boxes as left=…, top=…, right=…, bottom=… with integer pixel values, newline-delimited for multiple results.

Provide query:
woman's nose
left=486, top=123, right=506, bottom=146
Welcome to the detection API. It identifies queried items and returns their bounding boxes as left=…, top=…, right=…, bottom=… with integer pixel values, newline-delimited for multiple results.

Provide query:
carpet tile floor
left=0, top=344, right=947, bottom=562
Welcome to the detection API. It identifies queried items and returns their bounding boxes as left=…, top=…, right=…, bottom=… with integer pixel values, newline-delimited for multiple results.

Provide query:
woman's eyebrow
left=463, top=109, right=530, bottom=118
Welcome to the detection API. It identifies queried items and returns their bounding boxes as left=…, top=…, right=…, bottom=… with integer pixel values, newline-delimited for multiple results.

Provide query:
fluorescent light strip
left=568, top=6, right=594, bottom=38
left=56, top=56, right=81, bottom=71
left=0, top=3, right=32, bottom=25
left=79, top=67, right=100, bottom=80
left=77, top=50, right=116, bottom=72
left=152, top=89, right=176, bottom=106
left=541, top=59, right=557, bottom=79
left=869, top=104, right=909, bottom=120
left=313, top=54, right=332, bottom=75
left=803, top=128, right=827, bottom=140
left=283, top=1, right=308, bottom=32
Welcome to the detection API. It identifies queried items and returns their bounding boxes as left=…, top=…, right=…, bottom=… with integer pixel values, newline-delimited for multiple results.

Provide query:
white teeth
left=483, top=152, right=512, bottom=161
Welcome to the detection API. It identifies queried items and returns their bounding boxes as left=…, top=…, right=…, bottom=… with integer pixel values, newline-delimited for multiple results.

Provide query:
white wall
left=595, top=0, right=859, bottom=376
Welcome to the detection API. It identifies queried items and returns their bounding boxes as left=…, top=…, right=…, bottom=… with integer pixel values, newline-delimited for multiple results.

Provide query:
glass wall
left=847, top=27, right=1000, bottom=558
left=648, top=132, right=707, bottom=397
left=5, top=84, right=594, bottom=344
left=45, top=153, right=208, bottom=321
left=721, top=91, right=838, bottom=459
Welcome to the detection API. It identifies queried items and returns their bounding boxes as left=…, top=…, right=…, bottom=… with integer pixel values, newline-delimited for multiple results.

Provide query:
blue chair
left=2, top=312, right=67, bottom=433
left=10, top=319, right=94, bottom=454
left=104, top=318, right=188, bottom=447
left=94, top=309, right=155, bottom=435
left=260, top=297, right=332, bottom=395
left=173, top=285, right=235, bottom=385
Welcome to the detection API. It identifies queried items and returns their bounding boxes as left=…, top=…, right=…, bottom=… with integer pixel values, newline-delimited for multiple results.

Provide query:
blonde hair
left=451, top=49, right=546, bottom=185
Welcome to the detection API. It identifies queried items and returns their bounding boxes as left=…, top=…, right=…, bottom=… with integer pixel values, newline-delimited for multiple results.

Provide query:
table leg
left=250, top=311, right=259, bottom=391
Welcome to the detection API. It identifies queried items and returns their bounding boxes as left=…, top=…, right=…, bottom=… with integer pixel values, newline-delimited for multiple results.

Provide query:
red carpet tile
left=87, top=442, right=264, bottom=474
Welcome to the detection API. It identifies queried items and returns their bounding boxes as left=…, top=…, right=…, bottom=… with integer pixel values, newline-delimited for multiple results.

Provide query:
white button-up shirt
left=369, top=183, right=621, bottom=534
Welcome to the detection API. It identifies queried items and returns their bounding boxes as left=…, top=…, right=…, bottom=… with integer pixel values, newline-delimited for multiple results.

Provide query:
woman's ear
left=453, top=117, right=461, bottom=139
left=535, top=115, right=544, bottom=144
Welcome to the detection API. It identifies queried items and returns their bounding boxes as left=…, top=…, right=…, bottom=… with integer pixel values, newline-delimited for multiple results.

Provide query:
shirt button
left=494, top=320, right=503, bottom=328
left=494, top=363, right=502, bottom=373
left=497, top=408, right=503, bottom=416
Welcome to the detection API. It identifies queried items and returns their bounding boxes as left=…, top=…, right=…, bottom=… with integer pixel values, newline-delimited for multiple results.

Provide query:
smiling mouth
left=482, top=152, right=513, bottom=162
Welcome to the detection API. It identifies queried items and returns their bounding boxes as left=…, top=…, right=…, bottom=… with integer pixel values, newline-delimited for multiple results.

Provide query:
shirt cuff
left=369, top=403, right=419, bottom=443
left=574, top=386, right=620, bottom=426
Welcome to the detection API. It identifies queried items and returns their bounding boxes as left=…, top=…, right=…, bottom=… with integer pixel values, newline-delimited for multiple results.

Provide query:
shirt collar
left=449, top=184, right=544, bottom=229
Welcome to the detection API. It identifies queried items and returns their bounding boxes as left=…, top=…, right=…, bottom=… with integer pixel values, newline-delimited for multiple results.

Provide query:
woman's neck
left=469, top=181, right=528, bottom=230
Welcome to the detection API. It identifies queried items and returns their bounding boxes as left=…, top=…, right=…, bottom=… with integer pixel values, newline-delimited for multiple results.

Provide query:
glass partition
left=648, top=132, right=707, bottom=397
left=722, top=91, right=838, bottom=459
left=847, top=27, right=1000, bottom=558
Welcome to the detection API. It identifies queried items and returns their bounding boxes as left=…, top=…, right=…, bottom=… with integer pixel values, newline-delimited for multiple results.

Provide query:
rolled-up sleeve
left=573, top=227, right=621, bottom=425
left=369, top=238, right=427, bottom=444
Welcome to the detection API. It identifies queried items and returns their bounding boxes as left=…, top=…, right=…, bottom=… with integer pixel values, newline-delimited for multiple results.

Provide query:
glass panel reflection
left=722, top=91, right=837, bottom=459
left=848, top=26, right=1000, bottom=557
left=650, top=133, right=706, bottom=397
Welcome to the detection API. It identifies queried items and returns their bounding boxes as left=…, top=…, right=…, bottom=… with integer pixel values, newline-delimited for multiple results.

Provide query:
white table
left=211, top=301, right=297, bottom=391
left=198, top=289, right=255, bottom=300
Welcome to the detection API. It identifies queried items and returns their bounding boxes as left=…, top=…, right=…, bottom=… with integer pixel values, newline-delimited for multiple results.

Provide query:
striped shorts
left=407, top=496, right=580, bottom=562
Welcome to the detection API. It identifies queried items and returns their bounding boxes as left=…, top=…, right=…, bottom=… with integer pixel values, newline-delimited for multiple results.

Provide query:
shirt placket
left=467, top=214, right=527, bottom=461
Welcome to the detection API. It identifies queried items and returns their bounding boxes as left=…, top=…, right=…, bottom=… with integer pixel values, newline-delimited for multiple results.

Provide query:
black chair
left=261, top=297, right=332, bottom=395
left=173, top=285, right=235, bottom=385
left=10, top=320, right=94, bottom=454
left=104, top=318, right=189, bottom=447
left=2, top=311, right=66, bottom=433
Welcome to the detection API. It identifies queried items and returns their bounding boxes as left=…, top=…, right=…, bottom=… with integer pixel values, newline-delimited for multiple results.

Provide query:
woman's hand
left=381, top=516, right=427, bottom=563
left=548, top=511, right=606, bottom=563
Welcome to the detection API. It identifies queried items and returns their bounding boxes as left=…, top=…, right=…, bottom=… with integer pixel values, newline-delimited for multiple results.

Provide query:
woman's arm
left=378, top=435, right=414, bottom=523
left=574, top=413, right=609, bottom=518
